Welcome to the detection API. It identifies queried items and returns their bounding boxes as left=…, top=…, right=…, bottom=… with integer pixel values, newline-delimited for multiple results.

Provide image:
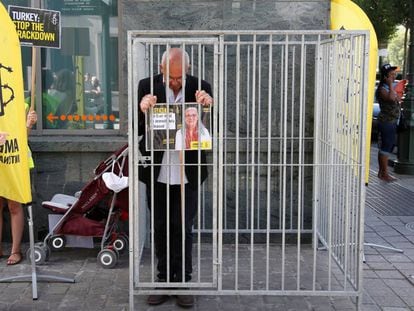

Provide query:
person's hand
left=195, top=90, right=213, bottom=106
left=140, top=94, right=157, bottom=113
left=26, top=110, right=37, bottom=129
left=0, top=132, right=9, bottom=145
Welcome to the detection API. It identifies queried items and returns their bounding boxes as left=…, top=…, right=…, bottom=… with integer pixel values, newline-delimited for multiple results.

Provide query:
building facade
left=0, top=0, right=329, bottom=239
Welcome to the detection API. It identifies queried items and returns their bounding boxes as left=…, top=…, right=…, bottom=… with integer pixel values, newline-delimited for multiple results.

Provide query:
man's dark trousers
left=147, top=182, right=198, bottom=282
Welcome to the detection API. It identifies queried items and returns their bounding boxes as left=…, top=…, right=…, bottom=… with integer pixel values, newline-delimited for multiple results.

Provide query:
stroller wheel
left=26, top=245, right=47, bottom=265
left=50, top=236, right=66, bottom=250
left=113, top=236, right=128, bottom=254
left=97, top=248, right=118, bottom=269
left=35, top=242, right=51, bottom=261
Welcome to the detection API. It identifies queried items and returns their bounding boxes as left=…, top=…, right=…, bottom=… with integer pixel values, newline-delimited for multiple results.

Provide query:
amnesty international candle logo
left=8, top=5, right=61, bottom=49
left=0, top=64, right=15, bottom=117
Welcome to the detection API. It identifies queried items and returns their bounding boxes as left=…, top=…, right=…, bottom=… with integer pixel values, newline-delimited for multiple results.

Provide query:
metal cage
left=128, top=30, right=368, bottom=310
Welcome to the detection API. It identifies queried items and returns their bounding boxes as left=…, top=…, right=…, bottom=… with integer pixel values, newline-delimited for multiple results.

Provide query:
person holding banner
left=138, top=47, right=213, bottom=307
left=0, top=110, right=37, bottom=265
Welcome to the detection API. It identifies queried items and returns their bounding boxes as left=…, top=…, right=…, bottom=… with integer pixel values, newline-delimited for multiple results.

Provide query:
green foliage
left=386, top=27, right=409, bottom=68
left=352, top=0, right=411, bottom=45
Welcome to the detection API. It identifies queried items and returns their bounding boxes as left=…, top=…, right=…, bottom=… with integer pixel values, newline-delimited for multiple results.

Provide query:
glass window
left=37, top=0, right=119, bottom=131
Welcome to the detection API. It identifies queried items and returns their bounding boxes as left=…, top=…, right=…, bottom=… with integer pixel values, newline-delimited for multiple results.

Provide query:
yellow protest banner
left=0, top=3, right=32, bottom=203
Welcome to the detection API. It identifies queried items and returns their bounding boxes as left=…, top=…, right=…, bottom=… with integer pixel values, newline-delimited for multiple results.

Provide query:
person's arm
left=379, top=76, right=398, bottom=102
left=137, top=79, right=157, bottom=135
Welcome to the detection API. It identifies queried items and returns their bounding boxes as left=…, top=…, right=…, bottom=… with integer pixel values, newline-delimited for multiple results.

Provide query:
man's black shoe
left=147, top=294, right=169, bottom=305
left=176, top=294, right=194, bottom=308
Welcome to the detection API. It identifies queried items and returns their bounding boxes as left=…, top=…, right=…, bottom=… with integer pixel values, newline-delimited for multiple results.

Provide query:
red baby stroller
left=29, top=145, right=129, bottom=269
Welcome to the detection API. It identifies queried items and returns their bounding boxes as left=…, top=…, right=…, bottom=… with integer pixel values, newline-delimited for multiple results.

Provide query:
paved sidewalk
left=0, top=145, right=414, bottom=310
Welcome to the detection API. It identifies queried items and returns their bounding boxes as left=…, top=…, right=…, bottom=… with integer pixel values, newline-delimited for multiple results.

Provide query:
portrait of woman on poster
left=175, top=106, right=211, bottom=151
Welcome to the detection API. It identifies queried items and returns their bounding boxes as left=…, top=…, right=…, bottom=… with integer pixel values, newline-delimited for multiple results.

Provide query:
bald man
left=137, top=48, right=213, bottom=307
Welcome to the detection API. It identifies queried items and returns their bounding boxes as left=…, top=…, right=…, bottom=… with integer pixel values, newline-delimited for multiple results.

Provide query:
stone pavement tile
left=364, top=248, right=380, bottom=255
left=399, top=216, right=414, bottom=222
left=9, top=303, right=49, bottom=311
left=390, top=263, right=414, bottom=270
left=389, top=285, right=414, bottom=297
left=380, top=217, right=405, bottom=225
left=105, top=293, right=129, bottom=307
left=364, top=255, right=389, bottom=263
left=374, top=270, right=405, bottom=279
left=369, top=294, right=407, bottom=308
left=396, top=270, right=414, bottom=282
left=398, top=295, right=414, bottom=308
left=373, top=225, right=395, bottom=232
left=195, top=296, right=220, bottom=311
left=362, top=292, right=376, bottom=305
left=380, top=230, right=405, bottom=238
left=329, top=296, right=355, bottom=310
left=365, top=219, right=386, bottom=227
left=84, top=294, right=109, bottom=307
left=392, top=241, right=414, bottom=250
left=305, top=296, right=335, bottom=310
left=44, top=283, right=70, bottom=295
left=384, top=236, right=411, bottom=243
left=66, top=284, right=90, bottom=295
left=382, top=254, right=412, bottom=263
left=394, top=227, right=414, bottom=237
left=366, top=262, right=395, bottom=270
left=361, top=304, right=381, bottom=311
left=363, top=270, right=380, bottom=278
left=363, top=279, right=394, bottom=294
left=214, top=300, right=244, bottom=311
left=365, top=231, right=379, bottom=237
left=382, top=308, right=411, bottom=311
left=239, top=295, right=265, bottom=310
left=382, top=279, right=413, bottom=289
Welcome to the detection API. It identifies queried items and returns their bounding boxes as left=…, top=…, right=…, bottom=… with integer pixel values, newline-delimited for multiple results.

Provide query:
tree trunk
left=403, top=25, right=409, bottom=77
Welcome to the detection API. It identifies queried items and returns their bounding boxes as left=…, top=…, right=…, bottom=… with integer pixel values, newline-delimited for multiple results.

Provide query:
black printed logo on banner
left=0, top=64, right=15, bottom=117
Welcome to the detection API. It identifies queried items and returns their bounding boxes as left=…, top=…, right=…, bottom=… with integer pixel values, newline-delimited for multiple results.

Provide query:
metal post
left=395, top=3, right=414, bottom=174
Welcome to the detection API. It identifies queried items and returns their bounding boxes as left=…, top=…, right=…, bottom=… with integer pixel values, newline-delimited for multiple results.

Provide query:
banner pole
left=30, top=47, right=36, bottom=111
left=27, top=204, right=38, bottom=300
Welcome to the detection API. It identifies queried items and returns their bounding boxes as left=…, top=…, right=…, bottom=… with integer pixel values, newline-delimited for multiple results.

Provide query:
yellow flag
left=0, top=3, right=32, bottom=203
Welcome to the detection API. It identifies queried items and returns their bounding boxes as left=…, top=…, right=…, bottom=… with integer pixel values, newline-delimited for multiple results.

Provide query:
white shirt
left=157, top=88, right=188, bottom=185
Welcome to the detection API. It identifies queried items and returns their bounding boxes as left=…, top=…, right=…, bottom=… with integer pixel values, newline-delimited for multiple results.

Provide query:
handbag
left=397, top=110, right=408, bottom=133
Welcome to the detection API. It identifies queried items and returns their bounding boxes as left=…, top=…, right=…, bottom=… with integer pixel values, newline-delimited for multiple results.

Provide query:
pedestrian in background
left=376, top=63, right=400, bottom=182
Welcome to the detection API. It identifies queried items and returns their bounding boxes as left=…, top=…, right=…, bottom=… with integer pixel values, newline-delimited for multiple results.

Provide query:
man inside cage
left=137, top=47, right=213, bottom=307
